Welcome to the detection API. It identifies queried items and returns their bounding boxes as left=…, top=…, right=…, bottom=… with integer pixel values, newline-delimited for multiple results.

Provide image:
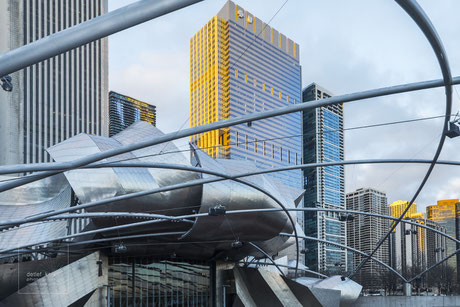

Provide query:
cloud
left=108, top=0, right=460, bottom=214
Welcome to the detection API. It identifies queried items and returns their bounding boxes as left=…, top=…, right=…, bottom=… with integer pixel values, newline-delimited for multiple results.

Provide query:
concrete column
left=403, top=282, right=412, bottom=296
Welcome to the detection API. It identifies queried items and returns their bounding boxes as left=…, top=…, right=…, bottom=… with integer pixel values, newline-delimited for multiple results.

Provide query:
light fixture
left=0, top=75, right=13, bottom=92
left=209, top=204, right=226, bottom=216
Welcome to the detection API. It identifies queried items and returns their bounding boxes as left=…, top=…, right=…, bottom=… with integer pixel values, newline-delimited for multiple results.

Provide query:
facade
left=389, top=218, right=447, bottom=283
left=189, top=1, right=302, bottom=189
left=346, top=188, right=389, bottom=289
left=108, top=91, right=156, bottom=136
left=426, top=199, right=460, bottom=281
left=302, top=83, right=346, bottom=274
left=0, top=0, right=108, bottom=165
left=389, top=200, right=418, bottom=219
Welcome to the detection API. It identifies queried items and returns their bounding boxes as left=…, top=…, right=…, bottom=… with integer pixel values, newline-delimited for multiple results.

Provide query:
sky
left=108, top=0, right=460, bottom=213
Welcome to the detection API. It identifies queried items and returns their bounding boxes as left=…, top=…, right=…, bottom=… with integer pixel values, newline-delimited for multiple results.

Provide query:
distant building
left=426, top=199, right=460, bottom=281
left=109, top=91, right=156, bottom=136
left=0, top=0, right=109, bottom=164
left=302, top=83, right=345, bottom=274
left=389, top=200, right=418, bottom=220
left=346, top=188, right=388, bottom=289
left=390, top=217, right=447, bottom=285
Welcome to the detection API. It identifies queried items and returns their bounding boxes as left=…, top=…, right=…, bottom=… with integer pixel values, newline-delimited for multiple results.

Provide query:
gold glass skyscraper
left=389, top=200, right=418, bottom=219
left=189, top=1, right=302, bottom=189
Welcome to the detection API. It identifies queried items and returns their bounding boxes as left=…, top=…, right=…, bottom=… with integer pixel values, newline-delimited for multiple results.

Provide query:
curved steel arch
left=239, top=261, right=328, bottom=279
left=0, top=164, right=301, bottom=278
left=279, top=233, right=408, bottom=283
left=4, top=158, right=460, bottom=279
left=0, top=74, right=459, bottom=193
left=17, top=205, right=458, bottom=248
left=6, top=158, right=460, bottom=229
left=350, top=0, right=454, bottom=279
left=1, top=205, right=453, bottom=282
left=5, top=158, right=460, bottom=278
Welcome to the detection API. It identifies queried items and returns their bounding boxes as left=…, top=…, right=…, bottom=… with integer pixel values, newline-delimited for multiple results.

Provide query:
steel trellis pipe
left=349, top=0, right=453, bottom=279
left=2, top=206, right=454, bottom=282
left=21, top=206, right=457, bottom=247
left=5, top=158, right=460, bottom=228
left=0, top=164, right=301, bottom=278
left=0, top=0, right=202, bottom=77
left=280, top=233, right=408, bottom=283
left=1, top=75, right=460, bottom=192
left=239, top=261, right=328, bottom=279
left=5, top=206, right=457, bottom=256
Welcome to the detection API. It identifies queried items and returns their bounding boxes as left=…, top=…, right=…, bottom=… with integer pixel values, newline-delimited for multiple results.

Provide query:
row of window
left=232, top=131, right=299, bottom=164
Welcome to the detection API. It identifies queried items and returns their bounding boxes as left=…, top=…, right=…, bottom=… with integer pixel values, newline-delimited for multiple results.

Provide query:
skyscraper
left=346, top=188, right=388, bottom=289
left=427, top=199, right=460, bottom=281
left=389, top=200, right=418, bottom=219
left=189, top=1, right=302, bottom=188
left=0, top=0, right=108, bottom=165
left=109, top=91, right=156, bottom=137
left=302, top=83, right=345, bottom=274
left=389, top=217, right=447, bottom=287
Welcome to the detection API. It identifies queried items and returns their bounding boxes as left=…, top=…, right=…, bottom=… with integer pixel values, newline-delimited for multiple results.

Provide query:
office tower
left=189, top=1, right=302, bottom=189
left=109, top=91, right=156, bottom=136
left=302, top=83, right=345, bottom=274
left=189, top=1, right=302, bottom=265
left=427, top=199, right=460, bottom=281
left=0, top=0, right=108, bottom=165
left=389, top=218, right=447, bottom=286
left=346, top=188, right=389, bottom=289
left=389, top=200, right=418, bottom=219
left=421, top=219, right=447, bottom=269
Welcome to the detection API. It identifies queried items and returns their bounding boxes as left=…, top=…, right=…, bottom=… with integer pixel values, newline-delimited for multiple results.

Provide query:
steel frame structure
left=0, top=0, right=458, bottom=288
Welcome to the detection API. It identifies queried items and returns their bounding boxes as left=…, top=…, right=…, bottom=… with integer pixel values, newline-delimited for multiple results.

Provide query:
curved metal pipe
left=280, top=233, right=408, bottom=283
left=1, top=74, right=460, bottom=192
left=248, top=242, right=286, bottom=277
left=350, top=0, right=453, bottom=278
left=0, top=0, right=202, bottom=77
left=2, top=205, right=453, bottom=282
left=0, top=231, right=188, bottom=260
left=240, top=261, right=328, bottom=279
left=0, top=216, right=194, bottom=255
left=0, top=167, right=300, bottom=277
left=6, top=157, right=460, bottom=228
left=19, top=206, right=457, bottom=247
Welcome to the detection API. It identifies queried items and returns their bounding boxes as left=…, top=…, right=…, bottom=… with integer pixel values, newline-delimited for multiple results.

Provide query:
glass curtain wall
left=108, top=257, right=211, bottom=306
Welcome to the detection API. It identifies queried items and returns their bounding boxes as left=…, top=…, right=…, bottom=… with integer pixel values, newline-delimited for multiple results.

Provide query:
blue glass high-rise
left=302, top=83, right=346, bottom=274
